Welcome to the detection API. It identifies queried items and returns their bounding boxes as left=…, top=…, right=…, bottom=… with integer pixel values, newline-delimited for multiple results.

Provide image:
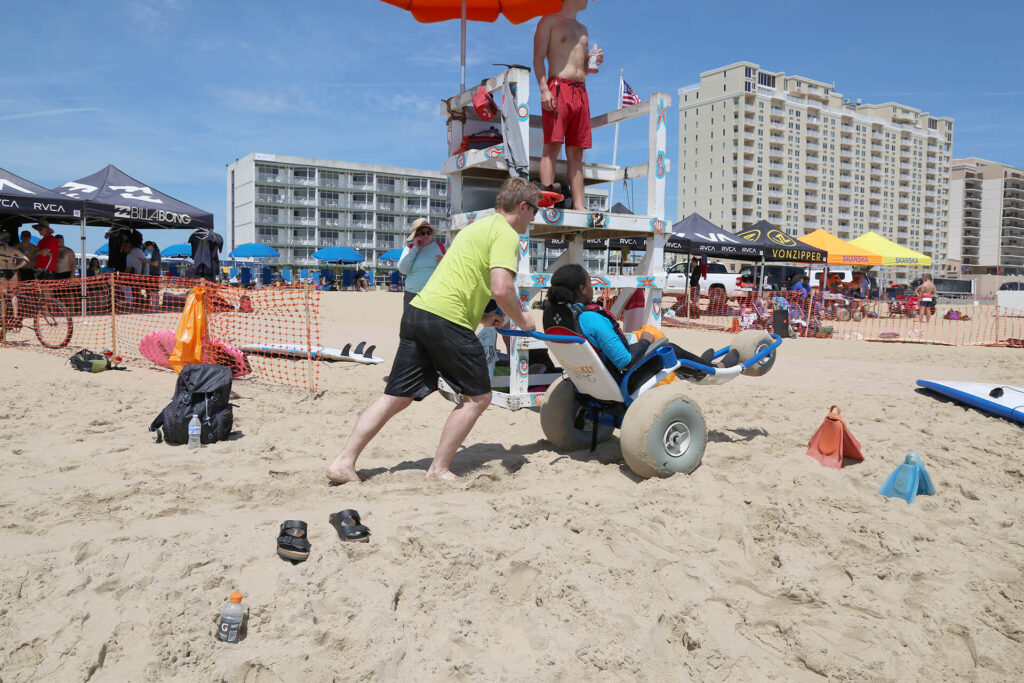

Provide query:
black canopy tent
left=736, top=220, right=828, bottom=263
left=666, top=213, right=764, bottom=259
left=49, top=165, right=215, bottom=315
left=0, top=167, right=84, bottom=243
left=53, top=164, right=215, bottom=275
left=736, top=220, right=829, bottom=295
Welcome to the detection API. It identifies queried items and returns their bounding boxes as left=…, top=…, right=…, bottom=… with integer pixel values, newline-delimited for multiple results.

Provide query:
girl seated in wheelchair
left=543, top=264, right=739, bottom=386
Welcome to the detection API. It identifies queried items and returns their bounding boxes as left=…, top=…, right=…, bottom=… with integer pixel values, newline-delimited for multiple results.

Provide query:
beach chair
left=167, top=265, right=180, bottom=277
left=282, top=268, right=293, bottom=283
left=240, top=267, right=252, bottom=286
left=260, top=266, right=272, bottom=286
left=299, top=268, right=310, bottom=282
left=341, top=270, right=355, bottom=290
left=229, top=267, right=239, bottom=282
left=750, top=298, right=772, bottom=329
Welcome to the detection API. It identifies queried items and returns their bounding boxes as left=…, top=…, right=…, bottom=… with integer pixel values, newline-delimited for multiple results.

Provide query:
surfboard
left=239, top=341, right=383, bottom=364
left=917, top=380, right=1024, bottom=425
left=139, top=329, right=251, bottom=378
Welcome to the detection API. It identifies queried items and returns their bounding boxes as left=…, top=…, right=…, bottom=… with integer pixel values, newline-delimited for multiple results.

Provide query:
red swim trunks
left=542, top=77, right=592, bottom=149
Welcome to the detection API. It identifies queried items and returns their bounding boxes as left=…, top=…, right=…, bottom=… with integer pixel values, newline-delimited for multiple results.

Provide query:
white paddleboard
left=240, top=341, right=383, bottom=364
left=917, top=380, right=1024, bottom=425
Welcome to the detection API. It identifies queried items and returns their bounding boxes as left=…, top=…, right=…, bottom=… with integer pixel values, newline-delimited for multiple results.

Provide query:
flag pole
left=609, top=69, right=623, bottom=208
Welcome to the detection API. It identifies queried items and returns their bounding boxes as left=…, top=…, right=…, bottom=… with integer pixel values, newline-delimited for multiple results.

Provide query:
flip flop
left=329, top=509, right=370, bottom=543
left=277, top=520, right=311, bottom=561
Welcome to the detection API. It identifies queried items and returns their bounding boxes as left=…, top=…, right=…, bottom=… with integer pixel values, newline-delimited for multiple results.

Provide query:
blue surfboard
left=917, top=380, right=1024, bottom=425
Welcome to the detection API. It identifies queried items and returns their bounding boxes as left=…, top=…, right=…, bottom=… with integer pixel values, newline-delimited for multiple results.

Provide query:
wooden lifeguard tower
left=440, top=66, right=672, bottom=410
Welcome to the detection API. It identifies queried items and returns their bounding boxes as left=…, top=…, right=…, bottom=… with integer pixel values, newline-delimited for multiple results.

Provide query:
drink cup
left=587, top=43, right=600, bottom=74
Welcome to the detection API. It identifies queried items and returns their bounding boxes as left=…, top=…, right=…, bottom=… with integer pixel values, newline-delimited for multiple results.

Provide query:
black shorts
left=385, top=305, right=490, bottom=400
left=53, top=272, right=71, bottom=280
left=920, top=298, right=936, bottom=308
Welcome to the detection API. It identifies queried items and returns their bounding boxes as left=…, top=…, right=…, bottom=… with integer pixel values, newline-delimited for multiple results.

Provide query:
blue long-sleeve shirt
left=397, top=241, right=444, bottom=293
left=577, top=309, right=649, bottom=370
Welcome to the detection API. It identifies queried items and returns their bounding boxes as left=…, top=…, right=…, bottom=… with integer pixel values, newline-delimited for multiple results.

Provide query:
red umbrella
left=379, top=0, right=561, bottom=88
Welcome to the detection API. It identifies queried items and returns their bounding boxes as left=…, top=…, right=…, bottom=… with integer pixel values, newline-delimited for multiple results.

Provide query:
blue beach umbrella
left=163, top=243, right=192, bottom=258
left=95, top=242, right=109, bottom=255
left=312, top=246, right=363, bottom=264
left=379, top=248, right=404, bottom=261
left=229, top=242, right=280, bottom=258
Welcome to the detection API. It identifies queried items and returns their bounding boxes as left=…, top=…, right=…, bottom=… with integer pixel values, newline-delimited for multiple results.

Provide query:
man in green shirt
left=327, top=178, right=540, bottom=484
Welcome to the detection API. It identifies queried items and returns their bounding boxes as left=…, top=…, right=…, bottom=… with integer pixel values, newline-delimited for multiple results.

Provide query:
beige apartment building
left=949, top=157, right=1024, bottom=276
left=678, top=61, right=955, bottom=281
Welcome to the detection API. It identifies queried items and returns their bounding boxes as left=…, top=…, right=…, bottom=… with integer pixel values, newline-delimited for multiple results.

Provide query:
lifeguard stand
left=440, top=66, right=671, bottom=410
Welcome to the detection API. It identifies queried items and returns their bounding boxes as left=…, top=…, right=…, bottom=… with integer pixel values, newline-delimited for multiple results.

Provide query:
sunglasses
left=415, top=229, right=432, bottom=236
left=524, top=201, right=539, bottom=213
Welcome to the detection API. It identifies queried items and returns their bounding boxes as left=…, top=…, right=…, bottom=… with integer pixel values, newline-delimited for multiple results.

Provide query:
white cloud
left=0, top=108, right=102, bottom=122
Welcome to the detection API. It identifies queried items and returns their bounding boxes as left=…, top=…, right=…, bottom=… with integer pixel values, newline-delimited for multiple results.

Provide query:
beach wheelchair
left=502, top=326, right=781, bottom=479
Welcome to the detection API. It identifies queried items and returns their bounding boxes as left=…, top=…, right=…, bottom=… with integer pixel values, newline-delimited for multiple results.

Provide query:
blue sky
left=3, top=0, right=1022, bottom=253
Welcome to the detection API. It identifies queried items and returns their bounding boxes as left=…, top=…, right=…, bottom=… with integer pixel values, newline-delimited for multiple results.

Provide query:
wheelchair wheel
left=620, top=384, right=707, bottom=479
left=539, top=377, right=614, bottom=452
left=730, top=329, right=777, bottom=377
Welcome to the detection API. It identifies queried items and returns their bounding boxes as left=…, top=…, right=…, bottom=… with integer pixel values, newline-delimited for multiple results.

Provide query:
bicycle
left=1, top=269, right=74, bottom=349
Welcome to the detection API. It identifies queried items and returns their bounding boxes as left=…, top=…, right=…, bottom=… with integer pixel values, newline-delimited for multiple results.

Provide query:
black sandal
left=277, top=520, right=311, bottom=561
left=329, top=509, right=370, bottom=543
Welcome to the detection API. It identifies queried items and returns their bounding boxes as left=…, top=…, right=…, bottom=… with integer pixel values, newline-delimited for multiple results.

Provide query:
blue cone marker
left=878, top=451, right=936, bottom=504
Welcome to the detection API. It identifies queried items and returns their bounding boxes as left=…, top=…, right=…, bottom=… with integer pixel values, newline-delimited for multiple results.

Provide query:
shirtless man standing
left=534, top=0, right=602, bottom=210
left=54, top=235, right=77, bottom=279
left=16, top=231, right=37, bottom=281
left=915, top=273, right=937, bottom=323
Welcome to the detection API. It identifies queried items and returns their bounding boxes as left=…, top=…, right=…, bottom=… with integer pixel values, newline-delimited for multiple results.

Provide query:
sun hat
left=407, top=217, right=433, bottom=242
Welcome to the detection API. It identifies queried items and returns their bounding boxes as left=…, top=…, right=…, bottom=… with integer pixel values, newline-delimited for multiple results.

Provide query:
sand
left=1, top=290, right=1023, bottom=681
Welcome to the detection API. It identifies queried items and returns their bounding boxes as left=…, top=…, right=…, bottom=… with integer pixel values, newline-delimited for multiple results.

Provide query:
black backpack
left=69, top=349, right=114, bottom=373
left=150, top=364, right=234, bottom=445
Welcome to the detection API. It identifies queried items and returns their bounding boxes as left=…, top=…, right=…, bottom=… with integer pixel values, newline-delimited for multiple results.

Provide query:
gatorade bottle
left=216, top=592, right=244, bottom=643
left=187, top=414, right=201, bottom=450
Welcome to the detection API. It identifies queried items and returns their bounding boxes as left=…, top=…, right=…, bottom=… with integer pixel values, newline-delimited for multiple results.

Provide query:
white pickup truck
left=665, top=261, right=747, bottom=298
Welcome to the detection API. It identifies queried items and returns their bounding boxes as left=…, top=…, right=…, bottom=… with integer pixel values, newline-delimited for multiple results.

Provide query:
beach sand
left=2, top=290, right=1022, bottom=680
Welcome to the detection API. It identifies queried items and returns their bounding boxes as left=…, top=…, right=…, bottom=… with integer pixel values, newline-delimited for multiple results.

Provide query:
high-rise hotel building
left=226, top=153, right=449, bottom=267
left=678, top=62, right=955, bottom=280
left=949, top=158, right=1024, bottom=276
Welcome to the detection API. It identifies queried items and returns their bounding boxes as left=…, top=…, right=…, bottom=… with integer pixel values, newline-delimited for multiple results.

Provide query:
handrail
left=499, top=328, right=585, bottom=344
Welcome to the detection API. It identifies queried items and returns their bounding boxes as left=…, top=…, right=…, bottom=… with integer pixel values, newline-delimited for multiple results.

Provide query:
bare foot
left=326, top=465, right=361, bottom=485
left=425, top=469, right=459, bottom=481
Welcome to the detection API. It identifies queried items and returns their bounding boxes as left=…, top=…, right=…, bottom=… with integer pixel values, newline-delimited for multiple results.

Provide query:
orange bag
left=806, top=405, right=864, bottom=469
left=168, top=287, right=208, bottom=373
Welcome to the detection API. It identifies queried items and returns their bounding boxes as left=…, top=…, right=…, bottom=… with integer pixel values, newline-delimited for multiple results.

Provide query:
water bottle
left=216, top=592, right=245, bottom=643
left=187, top=414, right=201, bottom=450
left=587, top=43, right=600, bottom=74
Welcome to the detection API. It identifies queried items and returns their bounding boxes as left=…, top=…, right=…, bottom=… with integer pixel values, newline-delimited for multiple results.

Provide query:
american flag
left=621, top=79, right=641, bottom=107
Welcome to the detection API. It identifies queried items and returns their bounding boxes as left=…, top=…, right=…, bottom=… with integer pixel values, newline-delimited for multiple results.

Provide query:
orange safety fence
left=0, top=273, right=320, bottom=392
left=662, top=287, right=1024, bottom=348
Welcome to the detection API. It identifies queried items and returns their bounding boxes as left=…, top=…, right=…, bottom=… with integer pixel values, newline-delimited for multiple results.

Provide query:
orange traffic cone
left=806, top=405, right=864, bottom=468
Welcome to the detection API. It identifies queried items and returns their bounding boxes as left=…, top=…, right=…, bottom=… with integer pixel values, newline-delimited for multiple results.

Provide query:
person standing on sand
left=397, top=217, right=444, bottom=309
left=916, top=273, right=937, bottom=323
left=534, top=0, right=603, bottom=210
left=327, top=178, right=540, bottom=484
left=54, top=235, right=77, bottom=279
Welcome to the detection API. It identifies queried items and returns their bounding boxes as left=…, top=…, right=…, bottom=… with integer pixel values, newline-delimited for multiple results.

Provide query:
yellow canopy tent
left=798, top=228, right=883, bottom=266
left=849, top=231, right=931, bottom=267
